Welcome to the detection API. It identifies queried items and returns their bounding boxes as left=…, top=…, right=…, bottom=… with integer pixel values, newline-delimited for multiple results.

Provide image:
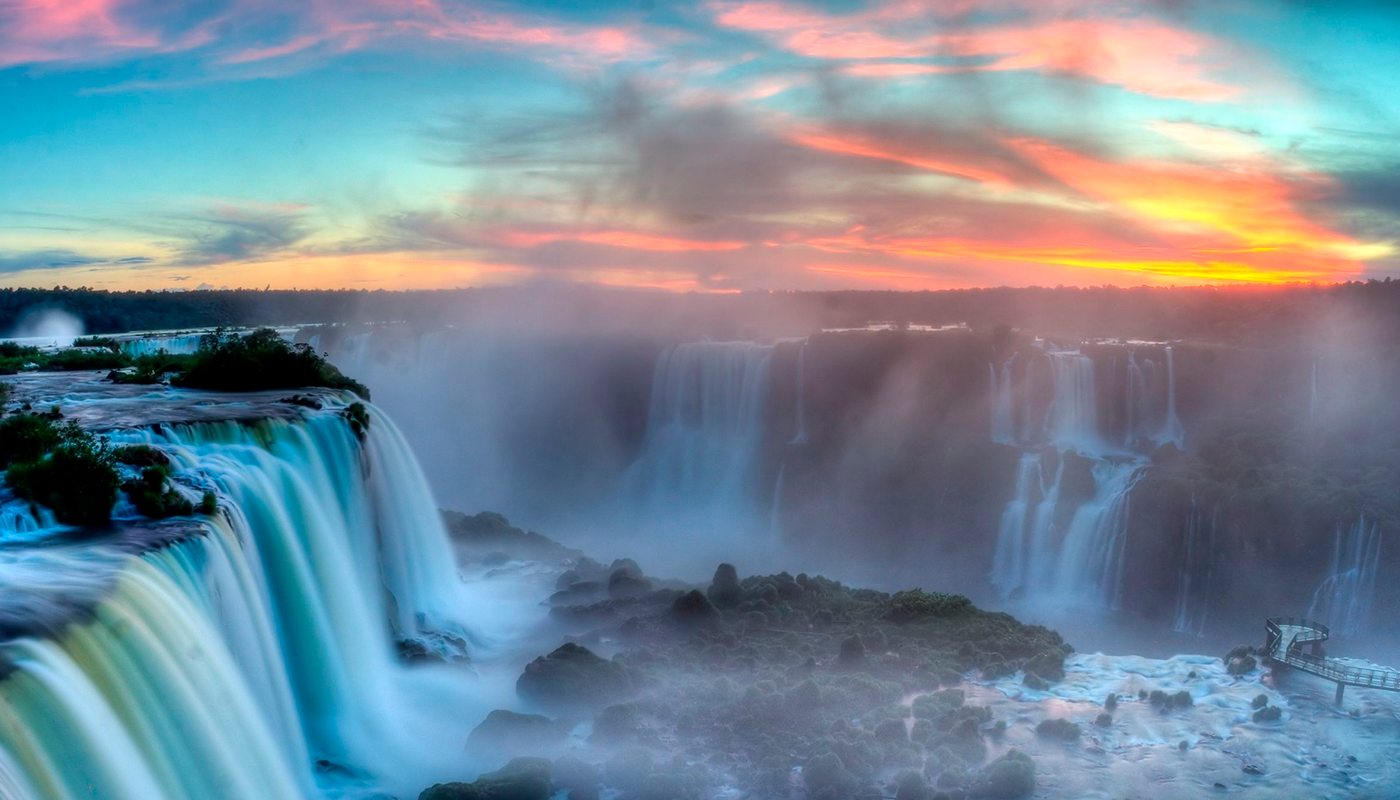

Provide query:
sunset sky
left=2, top=0, right=1397, bottom=291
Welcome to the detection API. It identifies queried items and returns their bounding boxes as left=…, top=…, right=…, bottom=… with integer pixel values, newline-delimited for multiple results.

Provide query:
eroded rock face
left=516, top=643, right=632, bottom=711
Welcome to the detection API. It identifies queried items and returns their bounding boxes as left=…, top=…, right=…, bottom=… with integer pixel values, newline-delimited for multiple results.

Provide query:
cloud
left=169, top=204, right=311, bottom=265
left=709, top=0, right=1245, bottom=101
left=0, top=0, right=662, bottom=73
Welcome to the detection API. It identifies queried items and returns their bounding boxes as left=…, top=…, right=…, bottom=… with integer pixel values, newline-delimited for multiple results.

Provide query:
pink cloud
left=710, top=0, right=1242, bottom=101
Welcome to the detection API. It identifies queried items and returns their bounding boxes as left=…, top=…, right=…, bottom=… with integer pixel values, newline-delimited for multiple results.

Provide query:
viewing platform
left=1265, top=617, right=1400, bottom=705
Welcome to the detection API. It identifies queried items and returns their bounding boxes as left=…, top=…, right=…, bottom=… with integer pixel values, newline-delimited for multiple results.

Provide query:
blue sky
left=1, top=0, right=1396, bottom=291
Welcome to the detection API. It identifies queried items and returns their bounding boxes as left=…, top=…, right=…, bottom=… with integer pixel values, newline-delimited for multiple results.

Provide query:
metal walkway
left=1264, top=617, right=1400, bottom=703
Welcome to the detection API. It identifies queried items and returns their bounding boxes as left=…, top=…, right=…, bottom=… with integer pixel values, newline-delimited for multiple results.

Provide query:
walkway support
left=1264, top=617, right=1400, bottom=706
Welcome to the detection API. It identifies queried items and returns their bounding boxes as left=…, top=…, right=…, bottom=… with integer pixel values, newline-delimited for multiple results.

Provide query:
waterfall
left=626, top=340, right=774, bottom=537
left=1308, top=516, right=1382, bottom=636
left=1171, top=498, right=1219, bottom=636
left=1123, top=352, right=1150, bottom=448
left=1044, top=351, right=1101, bottom=454
left=1050, top=460, right=1143, bottom=609
left=990, top=349, right=1150, bottom=611
left=0, top=401, right=484, bottom=800
left=790, top=343, right=809, bottom=445
left=121, top=334, right=206, bottom=357
left=990, top=359, right=1016, bottom=446
left=1160, top=345, right=1184, bottom=448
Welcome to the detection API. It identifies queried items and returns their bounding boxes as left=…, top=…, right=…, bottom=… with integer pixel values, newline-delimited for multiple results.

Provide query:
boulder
left=467, top=710, right=567, bottom=754
left=517, top=643, right=631, bottom=710
left=707, top=563, right=742, bottom=608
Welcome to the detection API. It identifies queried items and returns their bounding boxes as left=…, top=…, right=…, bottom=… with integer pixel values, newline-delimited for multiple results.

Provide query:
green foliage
left=0, top=415, right=63, bottom=468
left=969, top=750, right=1035, bottom=799
left=113, top=444, right=170, bottom=468
left=200, top=491, right=218, bottom=515
left=171, top=328, right=369, bottom=398
left=122, top=465, right=193, bottom=519
left=1033, top=718, right=1080, bottom=741
left=889, top=590, right=973, bottom=621
left=5, top=421, right=119, bottom=526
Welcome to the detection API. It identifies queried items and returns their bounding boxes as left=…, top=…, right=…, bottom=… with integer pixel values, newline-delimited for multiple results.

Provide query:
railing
left=1263, top=616, right=1400, bottom=690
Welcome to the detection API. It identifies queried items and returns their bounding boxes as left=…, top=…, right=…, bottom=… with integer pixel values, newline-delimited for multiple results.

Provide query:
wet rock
left=517, top=643, right=632, bottom=710
left=467, top=710, right=567, bottom=754
left=608, top=570, right=652, bottom=599
left=838, top=634, right=866, bottom=665
left=707, top=563, right=742, bottom=608
left=669, top=590, right=718, bottom=626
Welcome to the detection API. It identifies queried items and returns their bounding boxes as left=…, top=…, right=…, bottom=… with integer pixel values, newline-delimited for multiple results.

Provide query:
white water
left=120, top=334, right=205, bottom=357
left=0, top=401, right=502, bottom=800
left=989, top=359, right=1016, bottom=446
left=1308, top=516, right=1382, bottom=637
left=624, top=340, right=774, bottom=542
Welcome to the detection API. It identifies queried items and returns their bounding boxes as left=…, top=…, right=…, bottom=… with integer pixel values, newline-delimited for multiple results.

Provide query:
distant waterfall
left=0, top=403, right=482, bottom=800
left=790, top=343, right=809, bottom=444
left=1123, top=352, right=1151, bottom=449
left=990, top=360, right=1016, bottom=446
left=1161, top=346, right=1184, bottom=447
left=121, top=333, right=206, bottom=357
left=990, top=453, right=1054, bottom=597
left=1044, top=351, right=1101, bottom=453
left=627, top=341, right=774, bottom=536
left=1308, top=516, right=1383, bottom=636
left=1172, top=497, right=1219, bottom=636
left=1053, top=460, right=1143, bottom=609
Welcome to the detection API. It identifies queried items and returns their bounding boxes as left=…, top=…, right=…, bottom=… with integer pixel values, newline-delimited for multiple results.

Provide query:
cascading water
left=1308, top=516, right=1382, bottom=636
left=989, top=359, right=1016, bottom=446
left=1161, top=346, right=1184, bottom=447
left=1171, top=497, right=1219, bottom=636
left=625, top=340, right=774, bottom=539
left=790, top=342, right=809, bottom=445
left=0, top=400, right=489, bottom=800
left=120, top=334, right=206, bottom=357
left=990, top=348, right=1149, bottom=611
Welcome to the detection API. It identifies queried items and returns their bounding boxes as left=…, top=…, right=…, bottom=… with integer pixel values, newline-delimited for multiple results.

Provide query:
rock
left=669, top=590, right=718, bottom=625
left=1033, top=718, right=1080, bottom=741
left=1022, top=672, right=1047, bottom=691
left=605, top=748, right=653, bottom=794
left=608, top=570, right=652, bottom=599
left=608, top=558, right=643, bottom=578
left=552, top=757, right=601, bottom=800
left=591, top=703, right=643, bottom=744
left=517, top=643, right=631, bottom=710
left=467, top=710, right=567, bottom=754
left=838, top=634, right=866, bottom=665
left=1057, top=451, right=1097, bottom=504
left=707, top=563, right=742, bottom=608
left=1252, top=705, right=1282, bottom=723
left=418, top=773, right=550, bottom=800
left=1242, top=764, right=1264, bottom=776
left=549, top=581, right=605, bottom=606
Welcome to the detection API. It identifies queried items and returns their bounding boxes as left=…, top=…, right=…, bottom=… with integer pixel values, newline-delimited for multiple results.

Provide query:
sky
left=1, top=0, right=1398, bottom=292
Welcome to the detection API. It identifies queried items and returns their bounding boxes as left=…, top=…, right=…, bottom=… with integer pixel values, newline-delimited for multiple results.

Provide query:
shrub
left=804, top=753, right=856, bottom=797
left=123, top=466, right=193, bottom=519
left=889, top=589, right=973, bottom=621
left=1104, top=693, right=1118, bottom=711
left=969, top=750, right=1035, bottom=798
left=1033, top=718, right=1080, bottom=741
left=200, top=491, right=218, bottom=515
left=1095, top=713, right=1112, bottom=727
left=171, top=328, right=368, bottom=398
left=0, top=415, right=63, bottom=468
left=6, top=423, right=120, bottom=526
left=113, top=444, right=170, bottom=468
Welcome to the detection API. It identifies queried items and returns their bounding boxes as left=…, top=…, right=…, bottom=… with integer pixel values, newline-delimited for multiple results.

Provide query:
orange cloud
left=1009, top=138, right=1366, bottom=258
left=788, top=129, right=1012, bottom=187
left=502, top=229, right=748, bottom=252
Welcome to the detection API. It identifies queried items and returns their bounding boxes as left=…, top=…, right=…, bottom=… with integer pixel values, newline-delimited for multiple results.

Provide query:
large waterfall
left=625, top=340, right=774, bottom=540
left=0, top=400, right=487, bottom=800
left=987, top=346, right=1161, bottom=611
left=1308, top=516, right=1382, bottom=636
